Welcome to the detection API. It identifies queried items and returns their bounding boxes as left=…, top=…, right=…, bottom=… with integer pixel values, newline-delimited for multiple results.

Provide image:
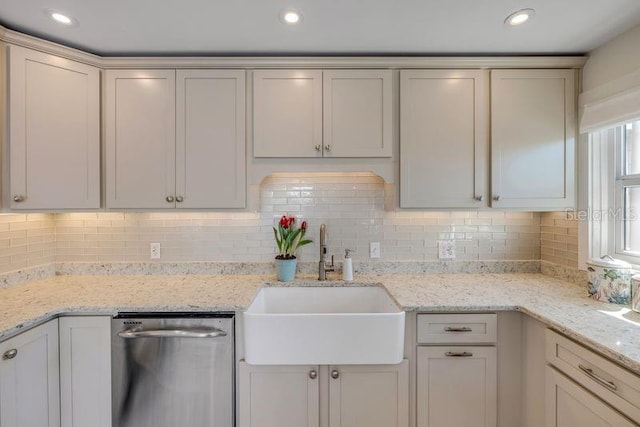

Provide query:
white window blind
left=580, top=86, right=640, bottom=133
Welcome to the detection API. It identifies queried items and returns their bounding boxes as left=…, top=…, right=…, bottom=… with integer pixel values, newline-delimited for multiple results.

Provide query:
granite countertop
left=1, top=272, right=639, bottom=375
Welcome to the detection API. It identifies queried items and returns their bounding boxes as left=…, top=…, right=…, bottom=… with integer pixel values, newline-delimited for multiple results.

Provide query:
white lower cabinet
left=329, top=363, right=409, bottom=427
left=239, top=360, right=409, bottom=427
left=416, top=346, right=497, bottom=427
left=545, top=367, right=635, bottom=427
left=239, top=363, right=320, bottom=427
left=416, top=313, right=498, bottom=427
left=59, top=316, right=112, bottom=427
left=0, top=319, right=60, bottom=427
left=545, top=330, right=640, bottom=426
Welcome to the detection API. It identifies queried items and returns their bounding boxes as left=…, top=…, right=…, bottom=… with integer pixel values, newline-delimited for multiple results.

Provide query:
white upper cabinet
left=8, top=45, right=100, bottom=210
left=400, top=68, right=576, bottom=210
left=491, top=69, right=576, bottom=210
left=253, top=69, right=392, bottom=158
left=106, top=69, right=246, bottom=209
left=176, top=70, right=246, bottom=208
left=400, top=70, right=487, bottom=208
left=253, top=70, right=323, bottom=158
left=323, top=70, right=393, bottom=157
left=105, top=69, right=176, bottom=209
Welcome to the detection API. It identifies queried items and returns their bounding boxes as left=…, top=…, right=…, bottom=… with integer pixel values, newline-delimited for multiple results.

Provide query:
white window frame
left=587, top=125, right=640, bottom=268
left=613, top=123, right=640, bottom=260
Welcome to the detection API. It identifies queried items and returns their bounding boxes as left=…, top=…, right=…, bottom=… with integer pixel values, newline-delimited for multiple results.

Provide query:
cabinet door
left=9, top=45, right=100, bottom=209
left=323, top=70, right=392, bottom=158
left=400, top=70, right=487, bottom=208
left=0, top=319, right=60, bottom=427
left=545, top=367, right=635, bottom=427
left=59, top=317, right=111, bottom=427
left=491, top=69, right=576, bottom=210
left=239, top=362, right=320, bottom=427
left=329, top=360, right=409, bottom=427
left=417, top=346, right=497, bottom=427
left=105, top=69, right=176, bottom=208
left=253, top=70, right=323, bottom=158
left=176, top=70, right=246, bottom=208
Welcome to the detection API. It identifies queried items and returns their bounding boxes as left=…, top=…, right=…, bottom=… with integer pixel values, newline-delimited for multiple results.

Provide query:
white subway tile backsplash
left=0, top=174, right=566, bottom=271
left=540, top=211, right=579, bottom=268
left=0, top=214, right=56, bottom=274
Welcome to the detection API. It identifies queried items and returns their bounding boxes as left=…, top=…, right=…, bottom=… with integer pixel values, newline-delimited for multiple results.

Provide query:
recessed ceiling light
left=45, top=9, right=76, bottom=26
left=279, top=9, right=303, bottom=25
left=505, top=8, right=535, bottom=26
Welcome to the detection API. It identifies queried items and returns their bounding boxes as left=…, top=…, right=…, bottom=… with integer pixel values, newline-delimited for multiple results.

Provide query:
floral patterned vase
left=587, top=256, right=632, bottom=304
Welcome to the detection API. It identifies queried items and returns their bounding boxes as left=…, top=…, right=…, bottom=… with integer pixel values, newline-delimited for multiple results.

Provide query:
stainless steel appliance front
left=112, top=313, right=234, bottom=427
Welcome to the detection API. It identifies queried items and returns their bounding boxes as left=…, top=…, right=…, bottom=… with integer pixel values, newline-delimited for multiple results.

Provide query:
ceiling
left=1, top=0, right=640, bottom=56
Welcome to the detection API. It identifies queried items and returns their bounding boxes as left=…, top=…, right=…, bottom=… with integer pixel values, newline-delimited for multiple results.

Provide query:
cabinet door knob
left=176, top=196, right=184, bottom=203
left=493, top=195, right=501, bottom=201
left=331, top=369, right=340, bottom=379
left=13, top=195, right=24, bottom=202
left=309, top=370, right=317, bottom=380
left=166, top=196, right=175, bottom=203
left=315, top=144, right=322, bottom=152
left=475, top=195, right=484, bottom=202
left=2, top=349, right=17, bottom=360
left=324, top=144, right=332, bottom=152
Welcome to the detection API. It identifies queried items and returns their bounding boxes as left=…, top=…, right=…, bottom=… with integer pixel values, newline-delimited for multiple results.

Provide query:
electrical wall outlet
left=150, top=243, right=161, bottom=260
left=437, top=240, right=456, bottom=259
left=370, top=242, right=381, bottom=259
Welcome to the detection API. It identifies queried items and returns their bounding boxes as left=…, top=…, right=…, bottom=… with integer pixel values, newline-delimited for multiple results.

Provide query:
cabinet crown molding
left=0, top=24, right=587, bottom=69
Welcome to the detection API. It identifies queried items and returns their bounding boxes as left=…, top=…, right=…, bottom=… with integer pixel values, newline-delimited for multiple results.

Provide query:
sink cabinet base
left=239, top=360, right=409, bottom=427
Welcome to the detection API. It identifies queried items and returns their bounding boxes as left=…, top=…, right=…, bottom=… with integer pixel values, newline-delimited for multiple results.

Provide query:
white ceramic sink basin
left=243, top=286, right=405, bottom=365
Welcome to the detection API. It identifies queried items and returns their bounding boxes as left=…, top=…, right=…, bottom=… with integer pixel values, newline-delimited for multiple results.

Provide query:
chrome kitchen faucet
left=318, top=224, right=334, bottom=281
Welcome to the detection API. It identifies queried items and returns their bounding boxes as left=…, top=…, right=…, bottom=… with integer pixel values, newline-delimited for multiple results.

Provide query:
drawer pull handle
left=445, top=351, right=473, bottom=357
left=444, top=327, right=472, bottom=332
left=578, top=365, right=617, bottom=391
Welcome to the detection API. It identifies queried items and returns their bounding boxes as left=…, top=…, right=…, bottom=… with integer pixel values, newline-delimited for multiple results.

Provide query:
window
left=587, top=121, right=640, bottom=267
left=615, top=121, right=640, bottom=258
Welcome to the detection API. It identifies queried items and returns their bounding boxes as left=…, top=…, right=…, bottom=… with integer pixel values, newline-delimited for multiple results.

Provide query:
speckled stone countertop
left=1, top=272, right=639, bottom=375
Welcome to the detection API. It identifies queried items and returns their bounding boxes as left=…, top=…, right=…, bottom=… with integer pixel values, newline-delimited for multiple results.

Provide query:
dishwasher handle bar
left=117, top=328, right=227, bottom=339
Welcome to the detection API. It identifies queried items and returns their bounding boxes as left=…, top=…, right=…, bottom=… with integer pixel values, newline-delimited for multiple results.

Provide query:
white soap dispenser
left=343, top=249, right=354, bottom=282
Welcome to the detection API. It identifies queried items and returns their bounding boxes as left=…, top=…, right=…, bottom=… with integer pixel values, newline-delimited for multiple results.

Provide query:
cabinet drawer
left=545, top=329, right=640, bottom=423
left=416, top=314, right=497, bottom=344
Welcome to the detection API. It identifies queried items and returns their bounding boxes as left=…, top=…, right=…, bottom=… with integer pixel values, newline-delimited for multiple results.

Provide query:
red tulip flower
left=273, top=215, right=313, bottom=259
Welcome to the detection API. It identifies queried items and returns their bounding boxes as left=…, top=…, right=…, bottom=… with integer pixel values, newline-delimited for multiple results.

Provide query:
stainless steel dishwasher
left=112, top=313, right=234, bottom=427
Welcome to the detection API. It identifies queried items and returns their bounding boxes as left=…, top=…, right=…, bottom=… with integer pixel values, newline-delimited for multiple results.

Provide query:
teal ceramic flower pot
left=276, top=258, right=297, bottom=282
